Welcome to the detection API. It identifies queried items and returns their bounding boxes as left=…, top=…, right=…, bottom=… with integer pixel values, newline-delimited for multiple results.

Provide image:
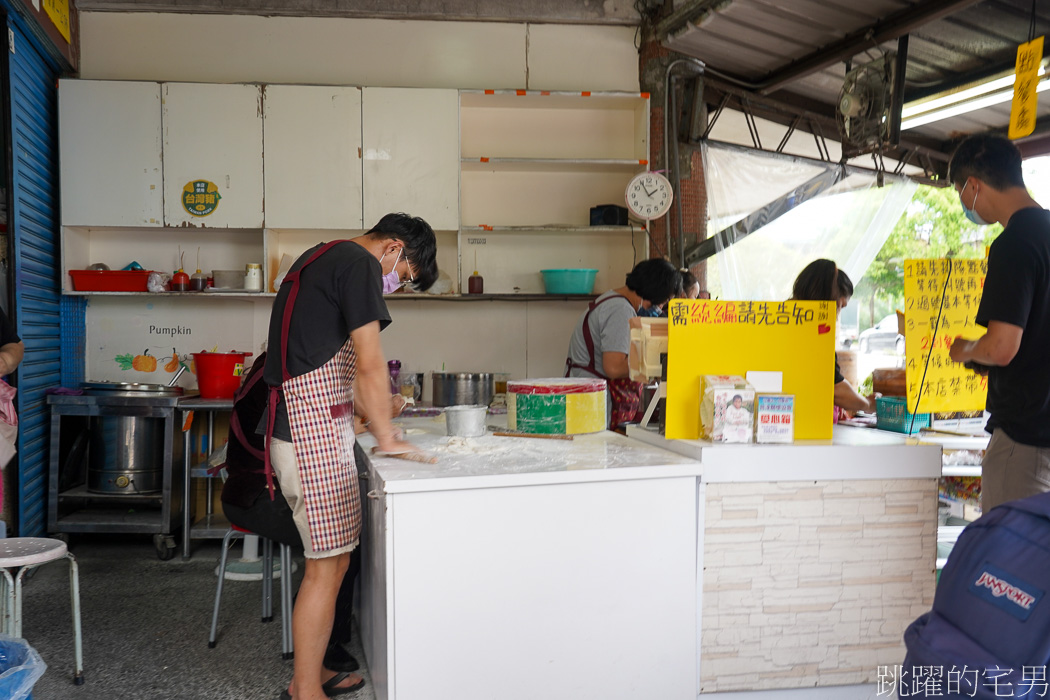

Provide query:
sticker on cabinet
left=182, top=180, right=222, bottom=217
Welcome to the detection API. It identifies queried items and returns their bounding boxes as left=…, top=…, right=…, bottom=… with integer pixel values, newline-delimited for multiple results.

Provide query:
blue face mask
left=960, top=181, right=991, bottom=226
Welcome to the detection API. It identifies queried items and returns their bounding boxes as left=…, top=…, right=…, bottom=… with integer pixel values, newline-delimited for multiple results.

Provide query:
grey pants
left=981, top=429, right=1050, bottom=512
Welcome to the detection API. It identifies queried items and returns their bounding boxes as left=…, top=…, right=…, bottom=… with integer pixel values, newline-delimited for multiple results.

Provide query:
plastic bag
left=0, top=634, right=47, bottom=700
left=147, top=271, right=171, bottom=293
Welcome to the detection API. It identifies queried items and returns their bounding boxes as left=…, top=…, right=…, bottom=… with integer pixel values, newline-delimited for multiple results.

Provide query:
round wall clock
left=625, top=171, right=673, bottom=221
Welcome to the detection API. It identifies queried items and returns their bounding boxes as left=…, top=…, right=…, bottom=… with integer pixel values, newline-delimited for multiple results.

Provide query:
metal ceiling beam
left=745, top=0, right=984, bottom=95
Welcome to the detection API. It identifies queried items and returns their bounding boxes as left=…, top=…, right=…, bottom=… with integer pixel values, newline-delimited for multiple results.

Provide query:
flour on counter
left=434, top=436, right=516, bottom=455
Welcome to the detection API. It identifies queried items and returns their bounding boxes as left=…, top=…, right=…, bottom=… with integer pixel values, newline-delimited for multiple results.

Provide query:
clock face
left=625, top=171, right=673, bottom=220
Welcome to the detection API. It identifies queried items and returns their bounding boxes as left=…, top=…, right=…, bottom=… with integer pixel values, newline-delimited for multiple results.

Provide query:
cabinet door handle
left=367, top=489, right=384, bottom=500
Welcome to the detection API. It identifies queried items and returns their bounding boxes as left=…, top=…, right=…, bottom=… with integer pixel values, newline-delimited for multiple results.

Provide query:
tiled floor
left=22, top=535, right=374, bottom=700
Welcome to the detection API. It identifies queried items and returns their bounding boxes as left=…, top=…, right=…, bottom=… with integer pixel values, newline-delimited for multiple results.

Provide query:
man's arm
left=0, top=341, right=24, bottom=376
left=949, top=320, right=1023, bottom=367
left=349, top=321, right=418, bottom=454
left=601, top=352, right=629, bottom=380
left=834, top=380, right=876, bottom=413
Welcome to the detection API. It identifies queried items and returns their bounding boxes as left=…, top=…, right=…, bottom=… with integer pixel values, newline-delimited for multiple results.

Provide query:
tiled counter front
left=700, top=478, right=938, bottom=693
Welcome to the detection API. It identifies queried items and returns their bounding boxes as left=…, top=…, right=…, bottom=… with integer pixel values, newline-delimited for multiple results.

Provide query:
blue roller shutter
left=8, top=12, right=60, bottom=537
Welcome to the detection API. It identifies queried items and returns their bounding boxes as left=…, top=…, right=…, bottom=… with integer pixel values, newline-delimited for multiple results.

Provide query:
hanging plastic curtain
left=702, top=141, right=918, bottom=300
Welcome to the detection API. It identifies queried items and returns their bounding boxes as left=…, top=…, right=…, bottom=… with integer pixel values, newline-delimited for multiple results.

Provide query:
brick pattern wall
left=701, top=479, right=938, bottom=693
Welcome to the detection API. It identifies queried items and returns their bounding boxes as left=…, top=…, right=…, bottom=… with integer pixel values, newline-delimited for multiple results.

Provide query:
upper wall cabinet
left=162, top=83, right=264, bottom=228
left=59, top=80, right=164, bottom=227
left=361, top=88, right=459, bottom=231
left=263, top=85, right=363, bottom=229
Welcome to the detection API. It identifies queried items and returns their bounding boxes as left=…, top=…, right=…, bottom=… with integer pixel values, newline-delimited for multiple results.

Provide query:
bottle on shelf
left=388, top=360, right=402, bottom=395
left=467, top=251, right=483, bottom=294
left=244, top=263, right=263, bottom=291
left=190, top=269, right=207, bottom=292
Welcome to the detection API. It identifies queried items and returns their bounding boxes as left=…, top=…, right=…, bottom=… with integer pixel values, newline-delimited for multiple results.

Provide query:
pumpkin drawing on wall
left=132, top=350, right=157, bottom=372
left=164, top=349, right=180, bottom=373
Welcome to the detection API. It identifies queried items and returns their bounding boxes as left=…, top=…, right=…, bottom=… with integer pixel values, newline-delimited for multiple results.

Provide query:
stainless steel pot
left=81, top=381, right=181, bottom=494
left=431, top=372, right=494, bottom=407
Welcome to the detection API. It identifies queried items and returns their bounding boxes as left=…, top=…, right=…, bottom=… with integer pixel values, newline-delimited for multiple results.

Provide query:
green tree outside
left=854, top=185, right=1002, bottom=329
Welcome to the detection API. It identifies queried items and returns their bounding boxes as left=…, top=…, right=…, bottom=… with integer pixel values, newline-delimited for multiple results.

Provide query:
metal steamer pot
left=81, top=382, right=183, bottom=495
left=431, top=372, right=495, bottom=408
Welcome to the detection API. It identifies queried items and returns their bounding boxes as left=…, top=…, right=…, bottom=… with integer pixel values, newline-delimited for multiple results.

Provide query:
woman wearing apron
left=264, top=213, right=438, bottom=700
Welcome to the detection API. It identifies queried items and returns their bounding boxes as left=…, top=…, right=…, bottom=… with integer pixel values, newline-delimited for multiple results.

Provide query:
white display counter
left=356, top=417, right=943, bottom=700
left=356, top=416, right=704, bottom=700
left=628, top=424, right=941, bottom=698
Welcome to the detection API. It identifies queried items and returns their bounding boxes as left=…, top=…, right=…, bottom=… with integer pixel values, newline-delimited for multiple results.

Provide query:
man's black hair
left=625, top=258, right=680, bottom=306
left=948, top=134, right=1026, bottom=191
left=368, top=213, right=439, bottom=292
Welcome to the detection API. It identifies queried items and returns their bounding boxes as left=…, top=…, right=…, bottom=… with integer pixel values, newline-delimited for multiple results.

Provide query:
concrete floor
left=21, top=535, right=375, bottom=700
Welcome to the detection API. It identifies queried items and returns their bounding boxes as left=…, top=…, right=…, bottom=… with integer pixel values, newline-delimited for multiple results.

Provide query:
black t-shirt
left=834, top=360, right=844, bottom=385
left=0, top=309, right=20, bottom=346
left=975, top=207, right=1050, bottom=446
left=262, top=241, right=391, bottom=441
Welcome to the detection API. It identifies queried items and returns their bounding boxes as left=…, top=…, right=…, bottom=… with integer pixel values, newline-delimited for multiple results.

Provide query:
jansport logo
left=969, top=562, right=1043, bottom=621
left=975, top=571, right=1036, bottom=609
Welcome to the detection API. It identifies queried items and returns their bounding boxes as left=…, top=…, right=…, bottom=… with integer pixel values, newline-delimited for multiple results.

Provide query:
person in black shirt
left=263, top=213, right=437, bottom=700
left=223, top=352, right=408, bottom=684
left=0, top=308, right=23, bottom=377
left=947, top=135, right=1050, bottom=511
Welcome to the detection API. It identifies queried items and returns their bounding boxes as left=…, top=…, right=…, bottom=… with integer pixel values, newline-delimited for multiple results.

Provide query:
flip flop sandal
left=322, top=671, right=366, bottom=697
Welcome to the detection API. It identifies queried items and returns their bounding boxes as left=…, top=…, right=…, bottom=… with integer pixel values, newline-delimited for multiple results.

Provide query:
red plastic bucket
left=193, top=351, right=252, bottom=399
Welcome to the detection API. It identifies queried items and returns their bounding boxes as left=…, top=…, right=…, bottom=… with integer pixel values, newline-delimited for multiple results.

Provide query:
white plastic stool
left=209, top=527, right=294, bottom=659
left=0, top=537, right=84, bottom=684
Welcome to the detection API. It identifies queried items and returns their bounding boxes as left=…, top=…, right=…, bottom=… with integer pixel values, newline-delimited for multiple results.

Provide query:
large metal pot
left=81, top=382, right=182, bottom=494
left=432, top=372, right=494, bottom=407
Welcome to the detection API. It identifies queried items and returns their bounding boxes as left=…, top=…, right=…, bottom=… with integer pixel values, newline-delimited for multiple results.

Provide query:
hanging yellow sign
left=42, top=0, right=71, bottom=44
left=666, top=299, right=835, bottom=441
left=1009, top=36, right=1043, bottom=140
left=902, top=258, right=988, bottom=414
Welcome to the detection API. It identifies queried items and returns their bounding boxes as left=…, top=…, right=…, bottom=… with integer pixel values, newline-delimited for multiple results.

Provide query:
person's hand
left=865, top=392, right=881, bottom=414
left=963, top=360, right=991, bottom=376
left=374, top=435, right=418, bottom=455
left=949, top=336, right=975, bottom=364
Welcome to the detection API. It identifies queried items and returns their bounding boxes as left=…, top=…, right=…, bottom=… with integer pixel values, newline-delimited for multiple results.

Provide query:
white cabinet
left=162, top=83, right=264, bottom=229
left=59, top=80, right=163, bottom=227
left=263, top=85, right=363, bottom=229
left=362, top=88, right=459, bottom=231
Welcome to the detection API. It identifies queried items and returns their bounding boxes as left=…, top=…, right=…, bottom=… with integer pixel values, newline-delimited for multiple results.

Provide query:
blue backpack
left=899, top=493, right=1050, bottom=698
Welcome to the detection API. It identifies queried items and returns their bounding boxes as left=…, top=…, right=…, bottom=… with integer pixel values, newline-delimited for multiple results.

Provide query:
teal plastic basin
left=540, top=269, right=598, bottom=294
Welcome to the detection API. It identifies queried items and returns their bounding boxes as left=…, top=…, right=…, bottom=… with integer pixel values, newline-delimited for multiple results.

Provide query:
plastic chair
left=208, top=526, right=294, bottom=659
left=0, top=537, right=84, bottom=685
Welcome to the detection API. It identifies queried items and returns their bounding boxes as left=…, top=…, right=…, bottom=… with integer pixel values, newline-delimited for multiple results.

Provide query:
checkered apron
left=265, top=240, right=363, bottom=553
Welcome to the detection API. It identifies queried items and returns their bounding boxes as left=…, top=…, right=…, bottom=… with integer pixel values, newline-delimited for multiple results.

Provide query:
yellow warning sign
left=1009, top=36, right=1043, bottom=140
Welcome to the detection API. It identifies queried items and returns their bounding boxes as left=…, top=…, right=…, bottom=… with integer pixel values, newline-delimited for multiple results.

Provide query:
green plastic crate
left=876, top=396, right=931, bottom=434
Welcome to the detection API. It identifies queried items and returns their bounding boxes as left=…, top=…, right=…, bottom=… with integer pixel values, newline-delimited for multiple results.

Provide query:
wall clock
left=625, top=171, right=673, bottom=221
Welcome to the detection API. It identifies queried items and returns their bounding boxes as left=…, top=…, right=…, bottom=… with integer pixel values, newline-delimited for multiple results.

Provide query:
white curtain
left=702, top=141, right=918, bottom=300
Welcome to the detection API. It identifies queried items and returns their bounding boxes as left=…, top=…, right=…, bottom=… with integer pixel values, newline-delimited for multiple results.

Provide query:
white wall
left=75, top=12, right=638, bottom=387
left=84, top=296, right=587, bottom=393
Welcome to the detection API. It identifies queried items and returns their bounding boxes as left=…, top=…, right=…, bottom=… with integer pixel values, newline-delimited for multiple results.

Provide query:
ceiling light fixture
left=900, top=65, right=1048, bottom=131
